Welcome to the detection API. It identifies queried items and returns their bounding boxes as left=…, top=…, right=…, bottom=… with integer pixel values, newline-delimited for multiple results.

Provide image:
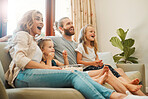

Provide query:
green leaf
left=129, top=60, right=138, bottom=63
left=117, top=28, right=127, bottom=41
left=127, top=57, right=138, bottom=61
left=117, top=61, right=126, bottom=64
left=124, top=47, right=135, bottom=59
left=110, top=37, right=123, bottom=51
left=113, top=54, right=123, bottom=62
left=120, top=52, right=124, bottom=56
left=123, top=38, right=135, bottom=47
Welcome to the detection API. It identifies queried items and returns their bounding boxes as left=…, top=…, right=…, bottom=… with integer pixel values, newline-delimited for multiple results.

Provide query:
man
left=50, top=17, right=77, bottom=64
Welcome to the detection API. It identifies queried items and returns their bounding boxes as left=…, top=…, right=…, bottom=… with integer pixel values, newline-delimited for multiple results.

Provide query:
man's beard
left=64, top=27, right=75, bottom=36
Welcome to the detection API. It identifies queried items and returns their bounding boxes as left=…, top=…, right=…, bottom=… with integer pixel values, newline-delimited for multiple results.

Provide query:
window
left=55, top=0, right=71, bottom=36
left=7, top=0, right=45, bottom=36
left=7, top=0, right=71, bottom=36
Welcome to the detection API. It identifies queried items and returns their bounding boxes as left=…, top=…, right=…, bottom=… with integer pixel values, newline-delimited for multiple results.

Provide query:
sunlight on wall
left=7, top=0, right=71, bottom=36
left=7, top=0, right=45, bottom=35
left=55, top=0, right=71, bottom=36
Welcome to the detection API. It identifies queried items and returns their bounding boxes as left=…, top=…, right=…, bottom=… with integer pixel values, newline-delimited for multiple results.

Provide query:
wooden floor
left=146, top=93, right=148, bottom=96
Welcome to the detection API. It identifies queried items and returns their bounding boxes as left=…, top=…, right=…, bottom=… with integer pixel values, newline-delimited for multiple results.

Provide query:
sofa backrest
left=0, top=42, right=12, bottom=73
left=0, top=61, right=5, bottom=85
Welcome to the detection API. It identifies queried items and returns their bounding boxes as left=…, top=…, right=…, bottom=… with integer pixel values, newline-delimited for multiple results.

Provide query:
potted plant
left=110, top=28, right=138, bottom=64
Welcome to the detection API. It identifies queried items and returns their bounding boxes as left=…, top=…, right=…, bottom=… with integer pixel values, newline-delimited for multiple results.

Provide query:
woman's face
left=42, top=41, right=55, bottom=56
left=85, top=26, right=96, bottom=41
left=30, top=13, right=44, bottom=36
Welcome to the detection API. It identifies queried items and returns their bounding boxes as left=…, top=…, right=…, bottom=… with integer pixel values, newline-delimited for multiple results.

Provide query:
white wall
left=95, top=0, right=148, bottom=92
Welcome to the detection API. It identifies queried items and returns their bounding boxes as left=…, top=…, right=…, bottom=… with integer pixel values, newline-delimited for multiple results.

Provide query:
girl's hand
left=47, top=52, right=55, bottom=60
left=95, top=60, right=103, bottom=67
left=62, top=50, right=68, bottom=59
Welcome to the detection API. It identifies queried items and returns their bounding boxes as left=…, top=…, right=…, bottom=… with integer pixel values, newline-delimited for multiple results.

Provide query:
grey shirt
left=49, top=36, right=77, bottom=64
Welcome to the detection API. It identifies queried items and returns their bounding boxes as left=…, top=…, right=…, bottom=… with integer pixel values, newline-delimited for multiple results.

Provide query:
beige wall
left=95, top=0, right=148, bottom=92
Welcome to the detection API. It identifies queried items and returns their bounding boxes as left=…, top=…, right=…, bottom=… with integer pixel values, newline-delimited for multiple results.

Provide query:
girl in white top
left=75, top=24, right=146, bottom=96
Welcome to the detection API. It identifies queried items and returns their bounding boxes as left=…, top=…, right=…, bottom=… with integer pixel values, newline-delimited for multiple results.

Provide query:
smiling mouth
left=37, top=26, right=42, bottom=30
left=91, top=36, right=95, bottom=38
left=69, top=27, right=74, bottom=31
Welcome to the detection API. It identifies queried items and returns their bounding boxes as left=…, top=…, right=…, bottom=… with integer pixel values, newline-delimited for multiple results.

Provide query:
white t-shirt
left=75, top=43, right=96, bottom=62
left=32, top=45, right=43, bottom=63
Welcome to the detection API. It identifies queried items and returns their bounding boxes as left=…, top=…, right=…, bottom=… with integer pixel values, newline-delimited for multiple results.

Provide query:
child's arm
left=62, top=50, right=69, bottom=65
left=77, top=52, right=102, bottom=67
left=54, top=50, right=69, bottom=66
left=46, top=52, right=55, bottom=66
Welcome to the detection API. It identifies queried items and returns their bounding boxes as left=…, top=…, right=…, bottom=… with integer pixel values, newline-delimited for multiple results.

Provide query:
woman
left=4, top=10, right=146, bottom=99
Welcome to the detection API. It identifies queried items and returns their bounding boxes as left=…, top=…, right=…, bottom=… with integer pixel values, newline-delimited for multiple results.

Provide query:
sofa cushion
left=125, top=71, right=142, bottom=82
left=98, top=52, right=117, bottom=68
left=0, top=42, right=12, bottom=73
left=102, top=71, right=142, bottom=90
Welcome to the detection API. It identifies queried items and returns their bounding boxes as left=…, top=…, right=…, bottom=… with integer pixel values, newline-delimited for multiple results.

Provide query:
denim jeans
left=15, top=69, right=114, bottom=99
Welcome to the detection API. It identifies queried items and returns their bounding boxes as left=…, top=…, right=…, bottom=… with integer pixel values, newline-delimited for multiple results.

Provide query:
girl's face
left=85, top=26, right=95, bottom=41
left=30, top=13, right=44, bottom=36
left=42, top=41, right=55, bottom=56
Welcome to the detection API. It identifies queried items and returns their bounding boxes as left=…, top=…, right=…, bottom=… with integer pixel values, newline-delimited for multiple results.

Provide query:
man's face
left=62, top=18, right=75, bottom=36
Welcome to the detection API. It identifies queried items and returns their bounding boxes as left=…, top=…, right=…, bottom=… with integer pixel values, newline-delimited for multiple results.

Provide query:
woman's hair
left=78, top=24, right=99, bottom=55
left=14, top=10, right=42, bottom=34
left=38, top=38, right=52, bottom=60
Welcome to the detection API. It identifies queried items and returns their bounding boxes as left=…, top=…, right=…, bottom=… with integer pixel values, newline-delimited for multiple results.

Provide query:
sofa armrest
left=6, top=88, right=85, bottom=99
left=0, top=79, right=9, bottom=99
left=116, top=64, right=146, bottom=93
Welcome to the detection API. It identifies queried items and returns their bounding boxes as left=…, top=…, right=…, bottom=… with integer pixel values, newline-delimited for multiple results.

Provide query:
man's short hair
left=58, top=17, right=69, bottom=28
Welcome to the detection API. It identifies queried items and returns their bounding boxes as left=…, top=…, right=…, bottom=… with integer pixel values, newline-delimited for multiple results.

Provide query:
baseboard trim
left=146, top=87, right=148, bottom=93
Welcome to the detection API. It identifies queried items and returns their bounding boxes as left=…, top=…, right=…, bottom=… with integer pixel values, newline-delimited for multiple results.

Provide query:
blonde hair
left=78, top=24, right=99, bottom=55
left=38, top=38, right=52, bottom=60
left=14, top=10, right=42, bottom=34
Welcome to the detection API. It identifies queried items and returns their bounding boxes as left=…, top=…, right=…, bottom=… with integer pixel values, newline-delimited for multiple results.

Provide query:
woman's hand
left=45, top=66, right=62, bottom=70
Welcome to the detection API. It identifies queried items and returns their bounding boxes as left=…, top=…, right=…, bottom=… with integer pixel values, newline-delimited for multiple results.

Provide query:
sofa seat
left=6, top=88, right=84, bottom=99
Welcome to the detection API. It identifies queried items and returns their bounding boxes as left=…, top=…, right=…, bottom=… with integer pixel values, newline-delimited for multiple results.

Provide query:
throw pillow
left=97, top=52, right=117, bottom=68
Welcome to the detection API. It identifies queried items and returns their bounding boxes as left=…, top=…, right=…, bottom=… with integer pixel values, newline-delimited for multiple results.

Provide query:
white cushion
left=97, top=52, right=117, bottom=68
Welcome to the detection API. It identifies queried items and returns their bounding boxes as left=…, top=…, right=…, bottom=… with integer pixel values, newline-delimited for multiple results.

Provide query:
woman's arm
left=54, top=59, right=64, bottom=66
left=25, top=60, right=61, bottom=70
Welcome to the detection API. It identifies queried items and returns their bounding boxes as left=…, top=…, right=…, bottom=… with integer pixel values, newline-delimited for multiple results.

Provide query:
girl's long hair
left=14, top=10, right=42, bottom=34
left=78, top=24, right=99, bottom=56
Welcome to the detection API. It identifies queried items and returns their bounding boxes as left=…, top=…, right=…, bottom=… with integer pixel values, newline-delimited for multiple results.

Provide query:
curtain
left=46, top=0, right=55, bottom=36
left=0, top=0, right=8, bottom=37
left=71, top=0, right=97, bottom=42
